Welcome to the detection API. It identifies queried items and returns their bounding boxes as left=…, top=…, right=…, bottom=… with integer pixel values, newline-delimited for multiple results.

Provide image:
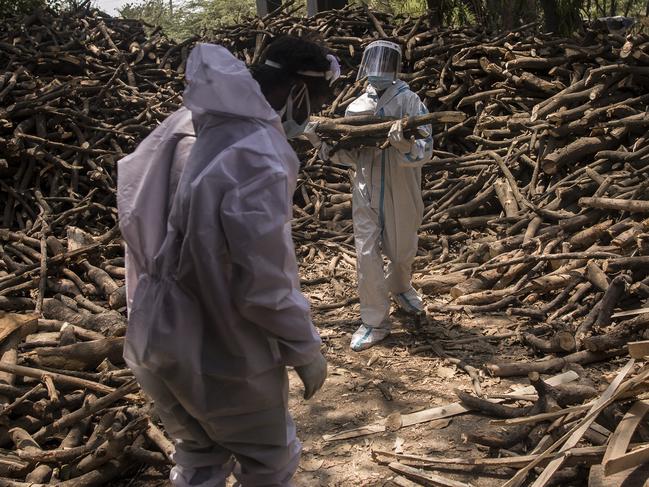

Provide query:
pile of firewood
left=0, top=2, right=649, bottom=485
left=208, top=4, right=649, bottom=370
left=0, top=6, right=183, bottom=484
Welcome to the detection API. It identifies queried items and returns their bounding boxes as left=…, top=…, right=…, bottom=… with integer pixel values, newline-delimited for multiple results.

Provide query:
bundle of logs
left=0, top=1, right=649, bottom=485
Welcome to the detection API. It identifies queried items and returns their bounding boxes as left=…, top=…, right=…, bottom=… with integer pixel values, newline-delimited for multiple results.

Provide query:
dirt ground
left=125, top=259, right=616, bottom=487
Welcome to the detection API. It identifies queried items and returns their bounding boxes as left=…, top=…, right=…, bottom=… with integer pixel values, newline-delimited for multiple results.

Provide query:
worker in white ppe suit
left=305, top=40, right=433, bottom=352
left=117, top=37, right=338, bottom=487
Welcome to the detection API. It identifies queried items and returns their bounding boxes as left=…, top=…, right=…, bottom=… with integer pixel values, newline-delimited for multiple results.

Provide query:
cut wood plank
left=323, top=371, right=579, bottom=441
left=604, top=400, right=649, bottom=471
left=490, top=404, right=590, bottom=426
left=605, top=444, right=649, bottom=476
left=388, top=463, right=474, bottom=487
left=373, top=445, right=610, bottom=469
left=629, top=341, right=649, bottom=359
left=0, top=313, right=38, bottom=357
left=611, top=307, right=649, bottom=319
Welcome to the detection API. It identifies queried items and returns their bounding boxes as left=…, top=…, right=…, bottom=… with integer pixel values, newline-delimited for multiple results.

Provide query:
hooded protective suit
left=328, top=80, right=433, bottom=333
left=117, top=43, right=321, bottom=486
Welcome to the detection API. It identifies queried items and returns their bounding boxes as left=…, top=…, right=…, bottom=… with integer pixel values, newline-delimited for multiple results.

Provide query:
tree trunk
left=426, top=0, right=442, bottom=26
left=540, top=0, right=560, bottom=33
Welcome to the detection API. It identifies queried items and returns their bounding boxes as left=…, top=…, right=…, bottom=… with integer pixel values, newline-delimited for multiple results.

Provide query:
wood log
left=31, top=338, right=124, bottom=371
left=486, top=349, right=624, bottom=377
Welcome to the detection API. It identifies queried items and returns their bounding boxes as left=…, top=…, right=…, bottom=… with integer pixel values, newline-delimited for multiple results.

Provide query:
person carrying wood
left=305, top=40, right=433, bottom=351
left=117, top=38, right=337, bottom=487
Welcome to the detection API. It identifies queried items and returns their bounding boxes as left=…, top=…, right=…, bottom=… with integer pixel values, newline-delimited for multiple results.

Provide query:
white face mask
left=278, top=84, right=311, bottom=139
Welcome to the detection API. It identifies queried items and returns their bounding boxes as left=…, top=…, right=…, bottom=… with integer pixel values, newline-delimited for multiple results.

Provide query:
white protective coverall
left=117, top=43, right=322, bottom=486
left=329, top=80, right=433, bottom=334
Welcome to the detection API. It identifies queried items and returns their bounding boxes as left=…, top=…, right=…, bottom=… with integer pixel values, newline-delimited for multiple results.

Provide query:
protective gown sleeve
left=221, top=169, right=322, bottom=367
left=394, top=94, right=434, bottom=168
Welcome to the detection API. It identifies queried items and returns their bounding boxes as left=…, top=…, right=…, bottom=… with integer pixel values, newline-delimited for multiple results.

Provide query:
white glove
left=388, top=120, right=414, bottom=154
left=304, top=121, right=322, bottom=148
left=294, top=352, right=327, bottom=400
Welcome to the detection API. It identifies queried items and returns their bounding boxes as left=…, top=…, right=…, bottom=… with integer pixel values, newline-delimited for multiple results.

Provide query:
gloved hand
left=304, top=121, right=333, bottom=161
left=304, top=121, right=322, bottom=148
left=388, top=120, right=414, bottom=154
left=294, top=352, right=327, bottom=400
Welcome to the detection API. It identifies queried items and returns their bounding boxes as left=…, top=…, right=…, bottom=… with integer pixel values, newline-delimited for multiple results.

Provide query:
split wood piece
left=31, top=337, right=124, bottom=371
left=373, top=445, right=611, bottom=470
left=0, top=313, right=38, bottom=358
left=603, top=400, right=649, bottom=476
left=491, top=403, right=591, bottom=427
left=604, top=444, right=649, bottom=478
left=32, top=379, right=138, bottom=442
left=579, top=196, right=649, bottom=213
left=503, top=359, right=640, bottom=487
left=629, top=341, right=649, bottom=359
left=388, top=462, right=474, bottom=487
left=322, top=371, right=578, bottom=442
left=486, top=349, right=624, bottom=377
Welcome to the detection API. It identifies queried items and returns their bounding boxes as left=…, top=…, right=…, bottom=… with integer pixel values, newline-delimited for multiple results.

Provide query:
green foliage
left=0, top=0, right=50, bottom=18
left=0, top=0, right=88, bottom=19
left=116, top=0, right=649, bottom=41
left=118, top=0, right=255, bottom=39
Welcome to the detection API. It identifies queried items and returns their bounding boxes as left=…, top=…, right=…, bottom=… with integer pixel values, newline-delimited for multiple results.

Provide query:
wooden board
left=603, top=400, right=649, bottom=468
left=628, top=341, right=649, bottom=359
left=605, top=444, right=649, bottom=476
left=323, top=371, right=579, bottom=441
left=388, top=463, right=474, bottom=487
left=0, top=312, right=38, bottom=356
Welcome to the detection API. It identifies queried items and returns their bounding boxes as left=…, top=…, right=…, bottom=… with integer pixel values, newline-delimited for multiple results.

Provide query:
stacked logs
left=207, top=5, right=649, bottom=372
left=0, top=6, right=183, bottom=485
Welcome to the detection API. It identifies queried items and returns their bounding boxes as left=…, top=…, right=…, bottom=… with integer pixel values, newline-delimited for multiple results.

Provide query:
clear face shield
left=356, top=40, right=402, bottom=82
